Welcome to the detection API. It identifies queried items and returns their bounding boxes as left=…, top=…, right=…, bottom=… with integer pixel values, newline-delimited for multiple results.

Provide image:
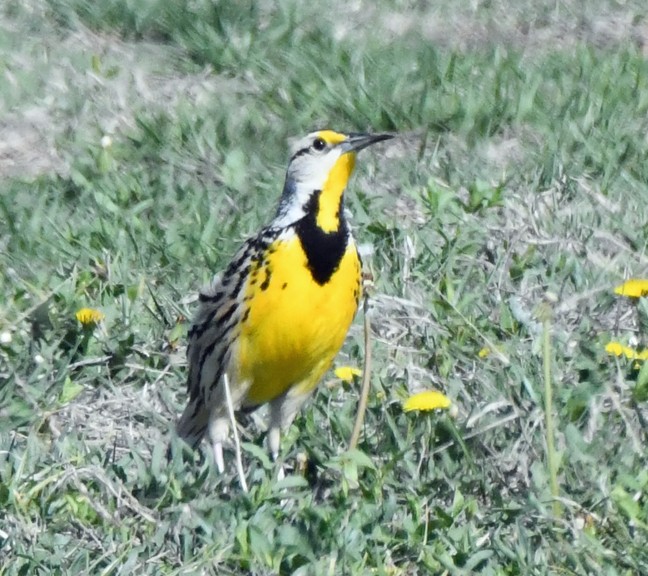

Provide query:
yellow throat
left=315, top=151, right=356, bottom=232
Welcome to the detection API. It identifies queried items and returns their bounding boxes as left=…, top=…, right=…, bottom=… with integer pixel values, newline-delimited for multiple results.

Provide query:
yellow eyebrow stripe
left=316, top=129, right=347, bottom=146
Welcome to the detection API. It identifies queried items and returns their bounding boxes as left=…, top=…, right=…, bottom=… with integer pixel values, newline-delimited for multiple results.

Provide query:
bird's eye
left=312, top=137, right=326, bottom=151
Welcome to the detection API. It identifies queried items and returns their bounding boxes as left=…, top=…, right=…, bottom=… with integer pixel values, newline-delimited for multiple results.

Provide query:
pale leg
left=268, top=391, right=311, bottom=479
left=208, top=416, right=228, bottom=474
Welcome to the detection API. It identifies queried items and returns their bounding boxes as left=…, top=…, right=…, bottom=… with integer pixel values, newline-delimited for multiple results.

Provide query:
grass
left=2, top=0, right=648, bottom=573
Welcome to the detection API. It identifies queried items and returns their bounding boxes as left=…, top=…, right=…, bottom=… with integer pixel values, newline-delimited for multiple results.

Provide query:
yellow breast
left=236, top=233, right=361, bottom=407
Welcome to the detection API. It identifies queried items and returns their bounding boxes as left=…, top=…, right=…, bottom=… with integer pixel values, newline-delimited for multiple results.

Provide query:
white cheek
left=301, top=152, right=340, bottom=187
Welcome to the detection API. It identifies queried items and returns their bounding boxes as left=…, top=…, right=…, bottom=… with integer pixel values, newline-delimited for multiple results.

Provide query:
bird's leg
left=208, top=416, right=228, bottom=474
left=268, top=389, right=315, bottom=480
left=268, top=400, right=285, bottom=479
left=213, top=442, right=225, bottom=473
left=267, top=426, right=285, bottom=480
left=268, top=426, right=281, bottom=463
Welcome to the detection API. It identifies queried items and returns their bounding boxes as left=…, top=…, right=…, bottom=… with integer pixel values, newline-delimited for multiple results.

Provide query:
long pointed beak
left=341, top=132, right=394, bottom=153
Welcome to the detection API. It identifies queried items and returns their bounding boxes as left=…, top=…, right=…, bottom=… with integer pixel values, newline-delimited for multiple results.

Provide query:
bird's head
left=275, top=130, right=393, bottom=231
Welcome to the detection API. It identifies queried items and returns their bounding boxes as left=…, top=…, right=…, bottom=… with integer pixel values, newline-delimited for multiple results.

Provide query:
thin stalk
left=542, top=310, right=560, bottom=517
left=223, top=373, right=249, bottom=493
left=349, top=292, right=373, bottom=450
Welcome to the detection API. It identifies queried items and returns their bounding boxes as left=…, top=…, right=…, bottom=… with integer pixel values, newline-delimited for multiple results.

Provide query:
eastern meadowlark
left=176, top=129, right=393, bottom=472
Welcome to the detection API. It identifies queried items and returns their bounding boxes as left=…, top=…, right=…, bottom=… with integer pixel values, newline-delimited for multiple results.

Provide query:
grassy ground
left=2, top=0, right=648, bottom=574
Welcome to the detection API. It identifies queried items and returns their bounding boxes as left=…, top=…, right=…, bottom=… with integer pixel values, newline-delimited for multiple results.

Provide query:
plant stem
left=542, top=308, right=560, bottom=517
left=349, top=292, right=373, bottom=450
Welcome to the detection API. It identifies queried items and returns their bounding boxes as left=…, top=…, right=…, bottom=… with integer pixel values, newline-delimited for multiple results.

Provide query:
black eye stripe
left=289, top=137, right=328, bottom=162
left=290, top=146, right=311, bottom=162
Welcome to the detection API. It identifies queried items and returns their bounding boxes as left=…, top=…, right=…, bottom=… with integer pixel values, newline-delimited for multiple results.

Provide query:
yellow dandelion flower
left=613, top=279, right=648, bottom=298
left=403, top=390, right=451, bottom=412
left=478, top=347, right=491, bottom=358
left=334, top=366, right=362, bottom=383
left=605, top=341, right=629, bottom=358
left=75, top=308, right=105, bottom=326
left=605, top=341, right=648, bottom=361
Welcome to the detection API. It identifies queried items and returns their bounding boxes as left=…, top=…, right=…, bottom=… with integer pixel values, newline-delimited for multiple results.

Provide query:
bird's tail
left=176, top=397, right=209, bottom=450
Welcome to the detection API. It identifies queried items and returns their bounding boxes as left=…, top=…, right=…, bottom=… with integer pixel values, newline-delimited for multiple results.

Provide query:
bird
left=176, top=129, right=393, bottom=473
